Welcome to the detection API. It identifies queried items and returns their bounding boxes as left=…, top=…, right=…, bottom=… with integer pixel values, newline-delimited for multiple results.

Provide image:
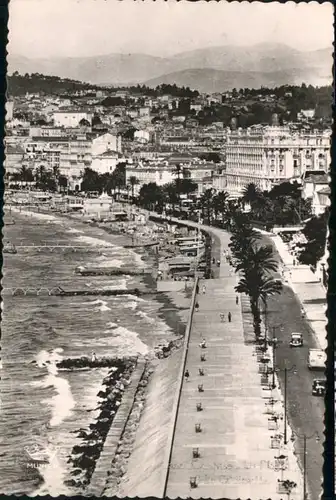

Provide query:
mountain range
left=8, top=43, right=332, bottom=93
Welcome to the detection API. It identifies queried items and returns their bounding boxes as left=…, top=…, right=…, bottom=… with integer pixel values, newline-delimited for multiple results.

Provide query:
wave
left=66, top=227, right=84, bottom=235
left=123, top=301, right=138, bottom=311
left=75, top=235, right=118, bottom=248
left=105, top=326, right=150, bottom=356
left=136, top=310, right=156, bottom=324
left=34, top=348, right=75, bottom=427
left=92, top=258, right=125, bottom=268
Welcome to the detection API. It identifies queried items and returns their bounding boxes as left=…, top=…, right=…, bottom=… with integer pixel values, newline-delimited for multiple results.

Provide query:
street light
left=290, top=430, right=320, bottom=500
left=270, top=324, right=283, bottom=389
left=273, top=363, right=297, bottom=445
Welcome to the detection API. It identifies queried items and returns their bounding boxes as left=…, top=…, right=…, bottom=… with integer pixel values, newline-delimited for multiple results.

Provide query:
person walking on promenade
left=228, top=311, right=232, bottom=323
left=184, top=369, right=190, bottom=382
left=195, top=302, right=199, bottom=312
left=236, top=295, right=239, bottom=305
left=202, top=284, right=206, bottom=294
left=196, top=283, right=199, bottom=294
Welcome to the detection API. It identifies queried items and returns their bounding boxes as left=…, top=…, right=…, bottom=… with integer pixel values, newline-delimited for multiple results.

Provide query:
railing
left=161, top=275, right=199, bottom=498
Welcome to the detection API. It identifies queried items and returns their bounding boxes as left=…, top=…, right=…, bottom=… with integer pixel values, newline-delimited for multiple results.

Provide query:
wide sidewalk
left=260, top=231, right=327, bottom=351
left=165, top=230, right=303, bottom=499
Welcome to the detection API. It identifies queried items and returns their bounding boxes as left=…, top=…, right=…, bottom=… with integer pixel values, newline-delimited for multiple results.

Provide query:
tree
left=178, top=178, right=198, bottom=196
left=112, top=163, right=126, bottom=199
left=199, top=152, right=221, bottom=163
left=138, top=182, right=165, bottom=210
left=128, top=175, right=139, bottom=199
left=198, top=189, right=215, bottom=224
left=235, top=245, right=278, bottom=276
left=242, top=182, right=262, bottom=205
left=164, top=182, right=179, bottom=212
left=79, top=118, right=91, bottom=127
left=58, top=175, right=68, bottom=191
left=230, top=215, right=282, bottom=337
left=297, top=210, right=328, bottom=270
left=92, top=115, right=102, bottom=127
left=35, top=167, right=57, bottom=192
left=213, top=191, right=229, bottom=226
left=235, top=271, right=282, bottom=338
left=81, top=167, right=102, bottom=193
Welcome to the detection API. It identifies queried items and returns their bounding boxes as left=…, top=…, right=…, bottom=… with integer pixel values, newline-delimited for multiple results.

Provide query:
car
left=289, top=332, right=303, bottom=347
left=312, top=379, right=326, bottom=396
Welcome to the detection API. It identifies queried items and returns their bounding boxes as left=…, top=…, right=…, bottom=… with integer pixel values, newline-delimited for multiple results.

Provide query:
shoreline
left=4, top=206, right=196, bottom=495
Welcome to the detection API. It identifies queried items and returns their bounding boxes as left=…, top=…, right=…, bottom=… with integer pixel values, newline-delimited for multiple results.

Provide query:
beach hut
left=83, top=192, right=113, bottom=218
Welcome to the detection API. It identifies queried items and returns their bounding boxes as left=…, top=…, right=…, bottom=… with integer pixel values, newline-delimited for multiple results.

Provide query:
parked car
left=289, top=332, right=303, bottom=347
left=312, top=379, right=326, bottom=396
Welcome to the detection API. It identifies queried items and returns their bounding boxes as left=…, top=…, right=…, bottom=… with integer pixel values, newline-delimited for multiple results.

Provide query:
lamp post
left=273, top=363, right=297, bottom=445
left=290, top=430, right=320, bottom=500
left=270, top=324, right=283, bottom=389
left=321, top=262, right=326, bottom=288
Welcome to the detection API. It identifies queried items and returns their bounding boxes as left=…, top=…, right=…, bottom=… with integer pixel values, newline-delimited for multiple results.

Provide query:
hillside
left=144, top=68, right=330, bottom=94
left=8, top=43, right=332, bottom=91
left=7, top=73, right=104, bottom=96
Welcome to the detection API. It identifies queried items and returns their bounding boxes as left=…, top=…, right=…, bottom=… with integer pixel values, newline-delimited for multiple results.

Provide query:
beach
left=1, top=207, right=192, bottom=495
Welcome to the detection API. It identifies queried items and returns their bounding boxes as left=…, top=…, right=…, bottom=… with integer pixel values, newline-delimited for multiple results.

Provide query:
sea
left=0, top=210, right=179, bottom=495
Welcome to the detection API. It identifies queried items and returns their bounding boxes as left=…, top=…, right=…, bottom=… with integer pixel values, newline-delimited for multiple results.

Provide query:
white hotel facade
left=214, top=126, right=330, bottom=197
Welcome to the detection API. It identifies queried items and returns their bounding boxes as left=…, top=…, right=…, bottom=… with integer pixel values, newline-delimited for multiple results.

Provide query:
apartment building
left=125, top=163, right=175, bottom=194
left=53, top=109, right=93, bottom=127
left=91, top=132, right=122, bottom=156
left=222, top=126, right=330, bottom=197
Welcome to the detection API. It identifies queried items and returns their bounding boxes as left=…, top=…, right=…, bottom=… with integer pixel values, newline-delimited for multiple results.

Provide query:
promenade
left=165, top=229, right=303, bottom=499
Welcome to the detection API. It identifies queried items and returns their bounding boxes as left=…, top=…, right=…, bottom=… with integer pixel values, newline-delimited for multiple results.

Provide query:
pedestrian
left=293, top=258, right=296, bottom=266
left=199, top=339, right=207, bottom=348
left=236, top=295, right=239, bottom=305
left=196, top=283, right=199, bottom=294
left=202, top=284, right=206, bottom=294
left=91, top=351, right=97, bottom=363
left=228, top=312, right=232, bottom=323
left=195, top=302, right=199, bottom=312
left=217, top=259, right=220, bottom=267
left=184, top=369, right=190, bottom=382
left=212, top=257, right=216, bottom=264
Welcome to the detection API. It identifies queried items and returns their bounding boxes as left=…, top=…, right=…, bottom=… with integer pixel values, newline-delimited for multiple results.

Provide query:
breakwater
left=124, top=241, right=159, bottom=249
left=3, top=287, right=161, bottom=298
left=75, top=267, right=148, bottom=277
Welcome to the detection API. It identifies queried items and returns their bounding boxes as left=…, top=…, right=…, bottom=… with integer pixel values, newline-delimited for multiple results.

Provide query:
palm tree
left=235, top=245, right=278, bottom=276
left=242, top=182, right=262, bottom=205
left=229, top=224, right=261, bottom=263
left=128, top=175, right=139, bottom=200
left=164, top=182, right=179, bottom=213
left=213, top=191, right=229, bottom=226
left=198, top=188, right=214, bottom=224
left=235, top=270, right=282, bottom=337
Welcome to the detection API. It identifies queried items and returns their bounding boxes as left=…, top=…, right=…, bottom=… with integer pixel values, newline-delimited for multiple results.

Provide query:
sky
left=8, top=0, right=334, bottom=59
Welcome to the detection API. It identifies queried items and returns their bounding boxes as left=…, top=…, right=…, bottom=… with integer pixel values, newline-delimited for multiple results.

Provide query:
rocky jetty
left=56, top=356, right=138, bottom=371
left=64, top=359, right=137, bottom=490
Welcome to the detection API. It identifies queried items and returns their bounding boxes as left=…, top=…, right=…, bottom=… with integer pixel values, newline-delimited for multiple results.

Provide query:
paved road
left=259, top=233, right=325, bottom=500
left=149, top=213, right=323, bottom=499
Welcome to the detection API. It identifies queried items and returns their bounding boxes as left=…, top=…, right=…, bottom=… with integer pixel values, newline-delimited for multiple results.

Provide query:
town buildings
left=221, top=125, right=330, bottom=197
left=5, top=85, right=331, bottom=204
